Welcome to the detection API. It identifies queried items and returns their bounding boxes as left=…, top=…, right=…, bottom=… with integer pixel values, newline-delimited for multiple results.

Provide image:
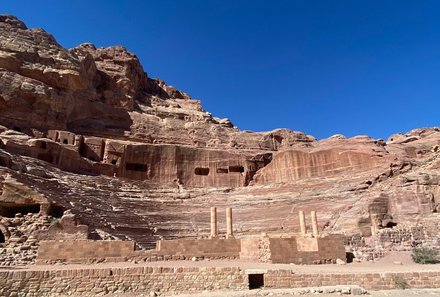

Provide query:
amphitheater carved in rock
left=0, top=15, right=439, bottom=296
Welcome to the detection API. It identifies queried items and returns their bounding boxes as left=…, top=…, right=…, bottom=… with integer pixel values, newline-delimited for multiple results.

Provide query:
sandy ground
left=85, top=288, right=440, bottom=297
left=171, top=288, right=440, bottom=297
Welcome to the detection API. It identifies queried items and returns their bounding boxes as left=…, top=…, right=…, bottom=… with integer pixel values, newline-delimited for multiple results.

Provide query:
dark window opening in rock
left=346, top=252, right=355, bottom=263
left=37, top=153, right=54, bottom=163
left=0, top=204, right=40, bottom=218
left=0, top=230, right=4, bottom=243
left=13, top=126, right=21, bottom=132
left=125, top=163, right=148, bottom=172
left=111, top=159, right=117, bottom=165
left=229, top=165, right=244, bottom=173
left=217, top=168, right=228, bottom=174
left=62, top=139, right=68, bottom=144
left=249, top=274, right=264, bottom=289
left=385, top=222, right=398, bottom=228
left=195, top=167, right=209, bottom=175
left=48, top=205, right=64, bottom=218
left=39, top=142, right=47, bottom=149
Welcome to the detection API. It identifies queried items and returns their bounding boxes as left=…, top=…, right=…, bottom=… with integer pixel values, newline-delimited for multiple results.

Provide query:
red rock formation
left=0, top=15, right=439, bottom=256
left=254, top=135, right=394, bottom=184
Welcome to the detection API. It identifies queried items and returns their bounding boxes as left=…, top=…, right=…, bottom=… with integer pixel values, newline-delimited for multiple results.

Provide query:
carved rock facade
left=0, top=15, right=439, bottom=257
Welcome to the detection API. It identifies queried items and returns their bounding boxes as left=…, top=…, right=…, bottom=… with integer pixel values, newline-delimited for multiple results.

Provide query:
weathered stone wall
left=157, top=238, right=241, bottom=257
left=240, top=237, right=270, bottom=262
left=36, top=240, right=135, bottom=262
left=264, top=270, right=440, bottom=290
left=1, top=265, right=440, bottom=296
left=35, top=235, right=345, bottom=265
left=240, top=235, right=346, bottom=264
left=37, top=212, right=89, bottom=241
left=35, top=239, right=241, bottom=264
left=0, top=213, right=50, bottom=267
left=344, top=222, right=440, bottom=261
left=0, top=266, right=248, bottom=297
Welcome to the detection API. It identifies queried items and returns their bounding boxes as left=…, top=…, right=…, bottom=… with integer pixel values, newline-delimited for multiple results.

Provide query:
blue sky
left=2, top=1, right=439, bottom=139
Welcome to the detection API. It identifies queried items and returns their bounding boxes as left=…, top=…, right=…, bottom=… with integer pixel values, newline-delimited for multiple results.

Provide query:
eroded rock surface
left=0, top=15, right=439, bottom=263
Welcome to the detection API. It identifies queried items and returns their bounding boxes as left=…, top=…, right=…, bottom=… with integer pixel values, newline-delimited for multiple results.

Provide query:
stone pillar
left=370, top=225, right=376, bottom=236
left=370, top=214, right=378, bottom=237
left=299, top=210, right=306, bottom=236
left=311, top=211, right=319, bottom=237
left=226, top=208, right=233, bottom=238
left=210, top=207, right=217, bottom=238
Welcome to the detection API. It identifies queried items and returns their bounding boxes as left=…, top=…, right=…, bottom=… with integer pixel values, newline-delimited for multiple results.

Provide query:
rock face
left=0, top=15, right=440, bottom=258
left=0, top=15, right=314, bottom=149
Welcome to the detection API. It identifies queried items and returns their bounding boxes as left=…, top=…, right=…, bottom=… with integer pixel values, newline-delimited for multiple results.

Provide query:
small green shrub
left=393, top=276, right=409, bottom=289
left=50, top=218, right=59, bottom=226
left=411, top=247, right=439, bottom=264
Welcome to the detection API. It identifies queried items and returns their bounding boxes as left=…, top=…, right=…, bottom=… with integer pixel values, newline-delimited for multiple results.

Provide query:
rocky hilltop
left=0, top=15, right=439, bottom=263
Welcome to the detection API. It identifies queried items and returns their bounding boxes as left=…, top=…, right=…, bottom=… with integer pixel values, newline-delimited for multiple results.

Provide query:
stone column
left=210, top=207, right=218, bottom=238
left=226, top=208, right=233, bottom=238
left=370, top=225, right=376, bottom=236
left=311, top=211, right=319, bottom=237
left=370, top=214, right=378, bottom=237
left=299, top=210, right=306, bottom=236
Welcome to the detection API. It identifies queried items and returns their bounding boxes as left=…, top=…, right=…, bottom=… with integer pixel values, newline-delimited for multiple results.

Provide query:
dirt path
left=91, top=288, right=440, bottom=297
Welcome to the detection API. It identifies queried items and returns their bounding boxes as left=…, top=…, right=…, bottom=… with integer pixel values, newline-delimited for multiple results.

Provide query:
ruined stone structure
left=35, top=209, right=346, bottom=266
left=0, top=15, right=439, bottom=269
left=1, top=265, right=440, bottom=297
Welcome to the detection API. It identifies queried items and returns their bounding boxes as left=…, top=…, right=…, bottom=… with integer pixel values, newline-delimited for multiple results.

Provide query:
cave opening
left=48, top=204, right=65, bottom=218
left=229, top=165, right=244, bottom=173
left=0, top=204, right=41, bottom=218
left=385, top=222, right=398, bottom=228
left=195, top=167, right=209, bottom=175
left=37, top=153, right=54, bottom=163
left=0, top=230, right=4, bottom=243
left=125, top=163, right=148, bottom=172
left=216, top=168, right=228, bottom=174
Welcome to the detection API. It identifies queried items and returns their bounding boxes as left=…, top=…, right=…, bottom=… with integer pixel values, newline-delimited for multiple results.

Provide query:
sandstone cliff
left=0, top=15, right=439, bottom=256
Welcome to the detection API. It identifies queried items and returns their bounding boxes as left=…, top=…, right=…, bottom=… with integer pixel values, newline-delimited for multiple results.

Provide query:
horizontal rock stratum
left=0, top=15, right=439, bottom=253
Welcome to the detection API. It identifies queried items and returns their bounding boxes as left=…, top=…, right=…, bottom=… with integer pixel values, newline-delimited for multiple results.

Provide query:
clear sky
left=2, top=1, right=439, bottom=139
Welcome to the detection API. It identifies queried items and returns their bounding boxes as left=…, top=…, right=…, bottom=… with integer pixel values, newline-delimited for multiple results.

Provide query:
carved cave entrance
left=48, top=204, right=65, bottom=218
left=0, top=204, right=40, bottom=218
left=195, top=168, right=209, bottom=175
left=37, top=153, right=54, bottom=163
left=125, top=163, right=148, bottom=172
left=0, top=230, right=4, bottom=243
left=217, top=168, right=229, bottom=174
left=385, top=222, right=398, bottom=228
left=229, top=166, right=244, bottom=173
left=248, top=274, right=264, bottom=289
